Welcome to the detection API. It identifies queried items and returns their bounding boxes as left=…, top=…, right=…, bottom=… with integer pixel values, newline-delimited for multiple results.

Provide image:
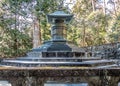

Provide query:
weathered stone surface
left=0, top=68, right=120, bottom=78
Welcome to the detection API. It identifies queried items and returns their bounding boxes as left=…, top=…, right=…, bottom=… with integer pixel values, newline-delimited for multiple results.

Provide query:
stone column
left=108, top=77, right=119, bottom=86
left=10, top=78, right=26, bottom=86
left=99, top=76, right=120, bottom=86
left=87, top=76, right=101, bottom=86
left=10, top=77, right=47, bottom=86
left=35, top=78, right=46, bottom=86
left=24, top=77, right=46, bottom=86
left=85, top=52, right=88, bottom=57
left=25, top=77, right=33, bottom=86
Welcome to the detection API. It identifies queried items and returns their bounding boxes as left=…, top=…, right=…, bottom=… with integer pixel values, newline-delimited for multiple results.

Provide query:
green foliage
left=0, top=0, right=59, bottom=58
left=0, top=0, right=33, bottom=58
left=70, top=0, right=120, bottom=47
left=108, top=14, right=120, bottom=42
left=0, top=27, right=32, bottom=58
left=35, top=0, right=59, bottom=41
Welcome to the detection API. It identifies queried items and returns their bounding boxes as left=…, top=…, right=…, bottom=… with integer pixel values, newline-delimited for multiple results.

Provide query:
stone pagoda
left=33, top=10, right=73, bottom=52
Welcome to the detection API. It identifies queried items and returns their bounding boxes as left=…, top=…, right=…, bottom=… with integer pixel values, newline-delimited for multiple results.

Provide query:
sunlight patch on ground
left=0, top=81, right=11, bottom=86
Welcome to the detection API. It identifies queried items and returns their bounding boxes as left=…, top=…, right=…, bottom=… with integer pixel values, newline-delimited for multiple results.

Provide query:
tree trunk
left=14, top=2, right=18, bottom=56
left=113, top=0, right=118, bottom=17
left=83, top=20, right=86, bottom=47
left=38, top=18, right=42, bottom=45
left=33, top=20, right=41, bottom=48
left=91, top=0, right=95, bottom=11
left=103, top=0, right=106, bottom=15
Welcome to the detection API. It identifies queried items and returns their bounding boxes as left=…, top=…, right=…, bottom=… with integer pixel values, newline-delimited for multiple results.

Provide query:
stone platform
left=1, top=59, right=115, bottom=67
left=0, top=53, right=119, bottom=86
left=0, top=51, right=116, bottom=67
left=0, top=51, right=119, bottom=86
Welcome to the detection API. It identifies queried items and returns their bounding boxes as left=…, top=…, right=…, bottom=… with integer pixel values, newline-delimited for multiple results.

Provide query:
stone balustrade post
left=35, top=78, right=47, bottom=86
left=108, top=77, right=119, bottom=86
left=10, top=77, right=26, bottom=86
left=87, top=76, right=101, bottom=86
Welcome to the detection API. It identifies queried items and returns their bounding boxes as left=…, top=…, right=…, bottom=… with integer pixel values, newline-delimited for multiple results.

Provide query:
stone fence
left=80, top=42, right=120, bottom=59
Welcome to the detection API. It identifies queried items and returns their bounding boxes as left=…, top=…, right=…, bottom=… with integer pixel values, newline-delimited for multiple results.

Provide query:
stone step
left=1, top=60, right=114, bottom=67
left=16, top=57, right=101, bottom=62
left=84, top=60, right=115, bottom=67
left=95, top=64, right=118, bottom=69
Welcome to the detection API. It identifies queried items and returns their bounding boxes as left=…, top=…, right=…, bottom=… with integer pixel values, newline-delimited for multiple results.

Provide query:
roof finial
left=58, top=0, right=64, bottom=10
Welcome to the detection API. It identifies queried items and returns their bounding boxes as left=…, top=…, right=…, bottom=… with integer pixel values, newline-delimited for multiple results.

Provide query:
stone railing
left=80, top=42, right=120, bottom=59
left=26, top=51, right=93, bottom=58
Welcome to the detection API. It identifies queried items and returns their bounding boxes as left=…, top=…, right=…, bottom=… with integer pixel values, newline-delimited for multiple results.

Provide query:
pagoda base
left=32, top=40, right=72, bottom=52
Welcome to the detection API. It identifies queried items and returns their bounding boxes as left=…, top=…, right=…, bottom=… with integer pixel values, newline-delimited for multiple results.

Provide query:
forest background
left=0, top=0, right=120, bottom=58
